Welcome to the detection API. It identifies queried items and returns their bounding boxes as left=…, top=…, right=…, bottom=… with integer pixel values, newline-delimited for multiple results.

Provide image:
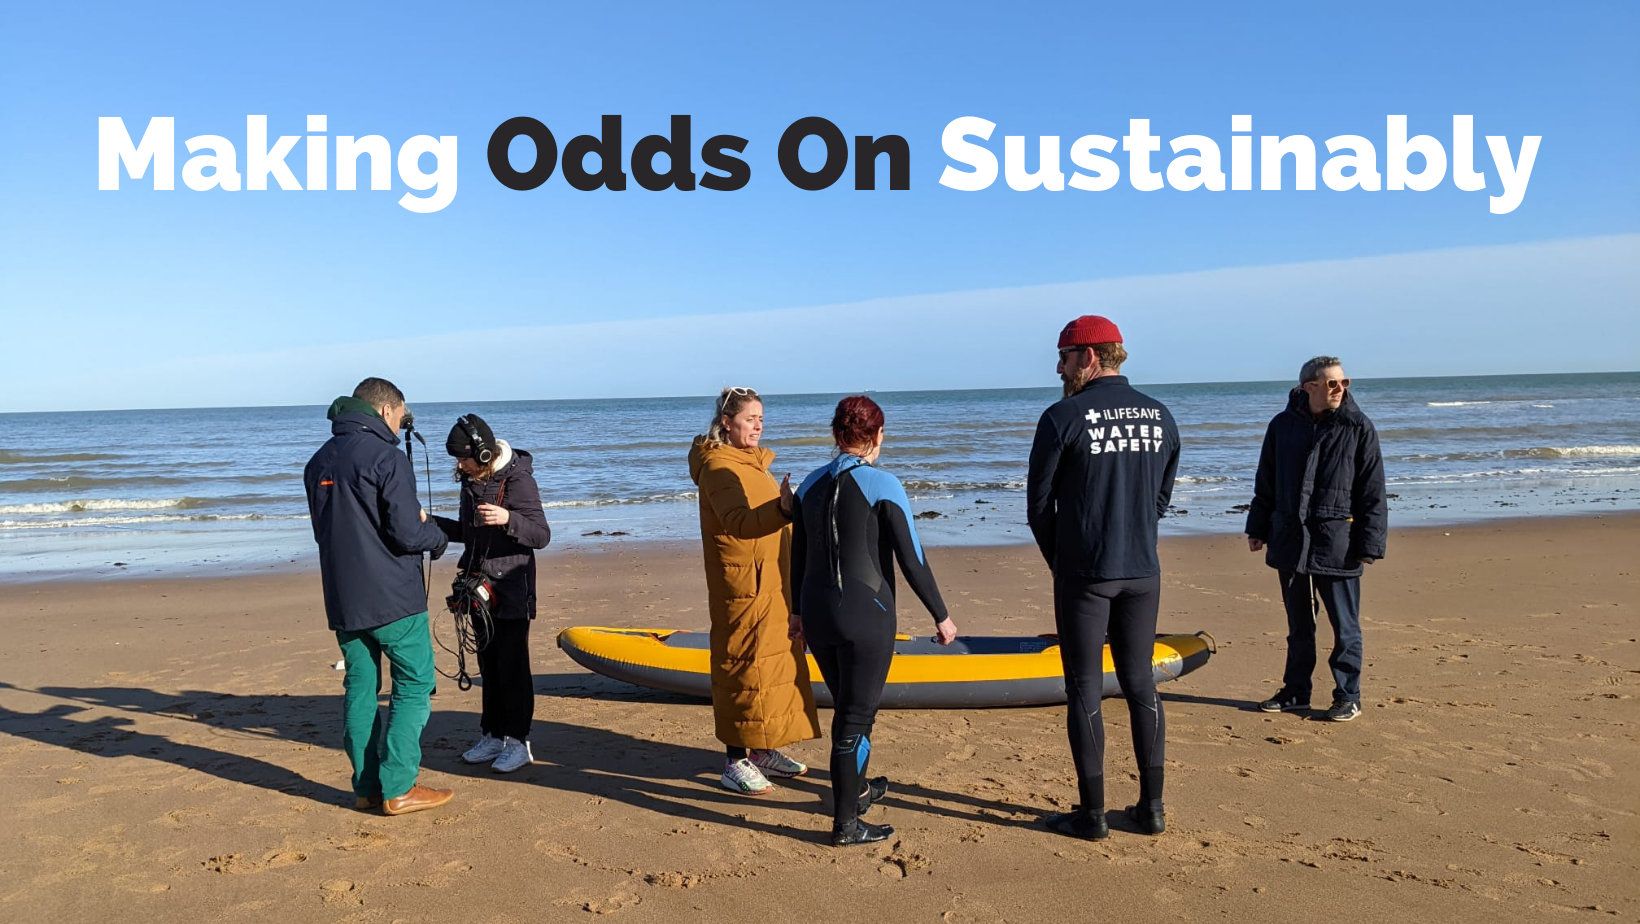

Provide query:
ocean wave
left=0, top=472, right=297, bottom=493
left=1174, top=475, right=1238, bottom=484
left=1387, top=464, right=1640, bottom=485
left=0, top=497, right=212, bottom=515
left=0, top=513, right=310, bottom=531
left=1426, top=401, right=1493, bottom=407
left=900, top=480, right=1028, bottom=492
left=1394, top=445, right=1640, bottom=464
left=542, top=492, right=698, bottom=508
left=0, top=450, right=125, bottom=465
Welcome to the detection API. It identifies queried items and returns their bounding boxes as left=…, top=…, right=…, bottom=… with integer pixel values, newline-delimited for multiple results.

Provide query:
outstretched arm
left=700, top=464, right=789, bottom=540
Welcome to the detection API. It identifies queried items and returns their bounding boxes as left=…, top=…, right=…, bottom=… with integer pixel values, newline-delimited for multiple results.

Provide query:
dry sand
left=0, top=514, right=1634, bottom=922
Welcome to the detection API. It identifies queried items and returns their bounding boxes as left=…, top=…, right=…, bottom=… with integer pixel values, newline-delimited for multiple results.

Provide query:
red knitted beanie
left=1058, top=315, right=1123, bottom=348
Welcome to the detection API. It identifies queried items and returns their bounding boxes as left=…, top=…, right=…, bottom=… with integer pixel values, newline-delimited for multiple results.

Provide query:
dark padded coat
left=432, top=442, right=552, bottom=620
left=304, top=397, right=450, bottom=632
left=1245, top=388, right=1388, bottom=577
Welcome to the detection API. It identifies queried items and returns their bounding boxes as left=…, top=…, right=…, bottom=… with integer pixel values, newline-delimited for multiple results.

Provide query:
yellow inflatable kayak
left=556, top=627, right=1215, bottom=709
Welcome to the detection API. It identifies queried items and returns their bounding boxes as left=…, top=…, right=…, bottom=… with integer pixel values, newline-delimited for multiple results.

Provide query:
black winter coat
left=304, top=400, right=450, bottom=632
left=1245, top=389, right=1388, bottom=577
left=433, top=442, right=552, bottom=619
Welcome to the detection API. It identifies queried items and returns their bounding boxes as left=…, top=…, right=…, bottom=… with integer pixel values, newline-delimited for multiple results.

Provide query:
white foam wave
left=542, top=492, right=698, bottom=508
left=0, top=497, right=202, bottom=515
left=1541, top=445, right=1640, bottom=457
left=1426, top=401, right=1493, bottom=407
left=0, top=513, right=308, bottom=531
left=1174, top=475, right=1237, bottom=484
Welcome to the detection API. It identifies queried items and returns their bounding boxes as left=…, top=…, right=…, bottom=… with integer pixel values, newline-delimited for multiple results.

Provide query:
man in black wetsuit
left=1027, top=315, right=1180, bottom=840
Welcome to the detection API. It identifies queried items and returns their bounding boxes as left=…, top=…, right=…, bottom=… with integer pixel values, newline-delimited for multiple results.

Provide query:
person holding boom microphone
left=432, top=413, right=552, bottom=774
left=304, top=377, right=455, bottom=816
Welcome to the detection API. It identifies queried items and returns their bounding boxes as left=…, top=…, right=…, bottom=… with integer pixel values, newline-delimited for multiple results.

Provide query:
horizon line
left=3, top=368, right=1635, bottom=417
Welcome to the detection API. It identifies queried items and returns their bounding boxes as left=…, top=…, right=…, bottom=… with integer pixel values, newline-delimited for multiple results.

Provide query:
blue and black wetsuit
left=792, top=454, right=949, bottom=826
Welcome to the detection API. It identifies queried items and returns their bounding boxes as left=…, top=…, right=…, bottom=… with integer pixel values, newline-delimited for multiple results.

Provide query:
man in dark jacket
left=1028, top=315, right=1181, bottom=841
left=1246, top=356, right=1387, bottom=723
left=304, top=377, right=454, bottom=815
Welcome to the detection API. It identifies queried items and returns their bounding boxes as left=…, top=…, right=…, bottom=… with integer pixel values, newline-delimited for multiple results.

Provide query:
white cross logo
left=1084, top=409, right=1100, bottom=424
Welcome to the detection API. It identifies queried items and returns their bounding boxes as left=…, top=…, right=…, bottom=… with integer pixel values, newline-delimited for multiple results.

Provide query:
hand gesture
left=934, top=618, right=957, bottom=646
left=1247, top=536, right=1264, bottom=552
left=788, top=612, right=805, bottom=641
left=477, top=503, right=511, bottom=526
left=778, top=473, right=794, bottom=516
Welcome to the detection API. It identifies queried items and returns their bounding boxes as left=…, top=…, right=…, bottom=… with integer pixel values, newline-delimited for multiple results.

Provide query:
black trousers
left=1054, top=573, right=1166, bottom=812
left=1278, top=571, right=1362, bottom=704
left=808, top=629, right=895, bottom=826
left=474, top=617, right=534, bottom=741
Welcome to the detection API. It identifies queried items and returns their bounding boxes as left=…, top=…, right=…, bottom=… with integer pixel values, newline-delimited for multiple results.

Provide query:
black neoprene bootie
left=831, top=818, right=894, bottom=846
left=1125, top=803, right=1166, bottom=835
left=1044, top=807, right=1110, bottom=840
left=857, top=776, right=889, bottom=815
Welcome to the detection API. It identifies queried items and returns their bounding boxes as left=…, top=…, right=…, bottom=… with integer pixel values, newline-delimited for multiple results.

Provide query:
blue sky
left=1, top=2, right=1636, bottom=411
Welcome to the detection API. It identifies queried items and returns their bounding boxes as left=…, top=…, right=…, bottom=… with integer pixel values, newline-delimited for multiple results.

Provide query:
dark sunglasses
left=1057, top=346, right=1089, bottom=360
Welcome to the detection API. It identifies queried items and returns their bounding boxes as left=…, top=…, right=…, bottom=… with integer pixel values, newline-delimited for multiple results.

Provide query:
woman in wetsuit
left=790, top=395, right=958, bottom=846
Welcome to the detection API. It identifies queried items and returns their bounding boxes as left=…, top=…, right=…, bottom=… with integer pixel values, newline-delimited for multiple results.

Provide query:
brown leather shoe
left=354, top=795, right=382, bottom=810
left=383, top=784, right=454, bottom=816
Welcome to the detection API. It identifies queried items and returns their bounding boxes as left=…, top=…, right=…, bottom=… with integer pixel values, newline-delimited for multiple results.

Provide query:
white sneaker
left=721, top=758, right=773, bottom=795
left=750, top=748, right=807, bottom=778
left=491, top=737, right=533, bottom=773
left=461, top=734, right=505, bottom=764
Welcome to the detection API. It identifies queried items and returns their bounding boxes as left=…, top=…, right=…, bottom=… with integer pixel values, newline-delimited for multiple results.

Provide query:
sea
left=1, top=372, right=1636, bottom=580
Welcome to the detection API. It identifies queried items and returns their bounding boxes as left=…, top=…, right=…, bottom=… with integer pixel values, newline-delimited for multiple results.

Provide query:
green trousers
left=335, top=611, right=434, bottom=801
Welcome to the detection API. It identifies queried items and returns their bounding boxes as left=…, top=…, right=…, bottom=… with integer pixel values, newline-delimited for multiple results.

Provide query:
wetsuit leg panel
left=823, top=631, right=895, bottom=825
left=1106, top=576, right=1164, bottom=770
left=1054, top=574, right=1112, bottom=811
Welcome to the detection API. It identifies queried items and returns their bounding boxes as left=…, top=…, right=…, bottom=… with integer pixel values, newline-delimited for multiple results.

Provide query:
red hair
left=831, top=395, right=884, bottom=451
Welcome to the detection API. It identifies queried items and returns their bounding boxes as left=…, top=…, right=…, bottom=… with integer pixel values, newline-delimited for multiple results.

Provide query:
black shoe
left=1124, top=804, right=1165, bottom=835
left=1044, top=807, right=1109, bottom=840
left=1258, top=690, right=1310, bottom=713
left=831, top=818, right=894, bottom=846
left=857, top=776, right=889, bottom=815
left=1324, top=700, right=1362, bottom=722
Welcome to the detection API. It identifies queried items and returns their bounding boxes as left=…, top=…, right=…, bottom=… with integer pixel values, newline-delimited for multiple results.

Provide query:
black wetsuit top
left=791, top=454, right=949, bottom=642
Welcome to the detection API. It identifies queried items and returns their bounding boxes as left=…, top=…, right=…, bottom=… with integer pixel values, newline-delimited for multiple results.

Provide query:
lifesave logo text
left=99, top=114, right=1541, bottom=215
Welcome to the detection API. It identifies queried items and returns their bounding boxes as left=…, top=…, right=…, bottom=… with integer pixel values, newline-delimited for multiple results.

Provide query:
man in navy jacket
left=304, top=377, right=453, bottom=815
left=1246, top=357, right=1387, bottom=723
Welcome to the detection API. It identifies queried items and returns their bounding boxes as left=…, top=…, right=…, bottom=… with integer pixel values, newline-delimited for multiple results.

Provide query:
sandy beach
left=0, top=514, right=1634, bottom=922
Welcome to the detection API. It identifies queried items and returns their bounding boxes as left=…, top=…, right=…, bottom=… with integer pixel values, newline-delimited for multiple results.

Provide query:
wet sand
left=0, top=514, right=1634, bottom=921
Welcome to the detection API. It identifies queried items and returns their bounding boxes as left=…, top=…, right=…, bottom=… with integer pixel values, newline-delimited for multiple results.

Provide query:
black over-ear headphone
left=458, top=415, right=494, bottom=465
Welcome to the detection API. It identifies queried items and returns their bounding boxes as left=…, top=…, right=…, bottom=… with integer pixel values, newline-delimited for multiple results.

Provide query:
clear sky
left=1, top=1, right=1635, bottom=411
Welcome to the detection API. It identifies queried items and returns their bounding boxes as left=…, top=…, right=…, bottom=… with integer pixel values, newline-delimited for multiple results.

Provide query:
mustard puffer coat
left=688, top=436, right=822, bottom=750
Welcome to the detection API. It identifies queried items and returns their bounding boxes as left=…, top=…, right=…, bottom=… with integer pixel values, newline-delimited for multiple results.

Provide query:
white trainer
left=491, top=737, right=534, bottom=773
left=721, top=758, right=774, bottom=795
left=461, top=734, right=505, bottom=764
left=750, top=748, right=807, bottom=778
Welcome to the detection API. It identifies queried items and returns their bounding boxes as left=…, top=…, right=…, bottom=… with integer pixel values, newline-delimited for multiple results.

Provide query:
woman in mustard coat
left=687, top=387, right=822, bottom=795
